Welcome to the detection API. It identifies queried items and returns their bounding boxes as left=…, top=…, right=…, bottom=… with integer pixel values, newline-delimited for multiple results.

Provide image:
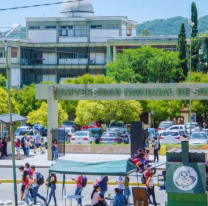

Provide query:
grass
left=65, top=142, right=130, bottom=146
left=161, top=143, right=206, bottom=148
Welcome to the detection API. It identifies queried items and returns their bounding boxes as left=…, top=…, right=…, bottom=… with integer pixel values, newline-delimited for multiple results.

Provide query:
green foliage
left=178, top=23, right=188, bottom=78
left=0, top=87, right=19, bottom=115
left=12, top=83, right=43, bottom=117
left=141, top=29, right=150, bottom=36
left=75, top=100, right=142, bottom=126
left=0, top=74, right=6, bottom=89
left=107, top=46, right=183, bottom=83
left=191, top=2, right=198, bottom=38
left=27, top=102, right=68, bottom=126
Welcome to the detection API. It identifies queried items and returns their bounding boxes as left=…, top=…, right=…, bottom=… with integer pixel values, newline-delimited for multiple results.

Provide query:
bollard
left=136, top=200, right=144, bottom=206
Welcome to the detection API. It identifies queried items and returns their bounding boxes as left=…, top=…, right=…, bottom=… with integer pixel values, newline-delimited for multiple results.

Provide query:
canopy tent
left=49, top=159, right=137, bottom=176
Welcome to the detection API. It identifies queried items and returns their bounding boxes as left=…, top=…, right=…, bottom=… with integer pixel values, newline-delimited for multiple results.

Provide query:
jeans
left=53, top=147, right=58, bottom=160
left=124, top=187, right=131, bottom=203
left=100, top=190, right=106, bottom=197
left=47, top=184, right=57, bottom=206
left=25, top=147, right=30, bottom=156
left=25, top=189, right=33, bottom=205
left=154, top=149, right=159, bottom=162
left=74, top=187, right=83, bottom=204
left=146, top=186, right=157, bottom=206
left=33, top=186, right=46, bottom=205
left=119, top=189, right=128, bottom=205
left=22, top=146, right=26, bottom=156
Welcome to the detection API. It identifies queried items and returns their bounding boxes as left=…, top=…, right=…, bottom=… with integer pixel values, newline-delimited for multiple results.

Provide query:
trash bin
left=136, top=200, right=144, bottom=206
left=160, top=146, right=166, bottom=156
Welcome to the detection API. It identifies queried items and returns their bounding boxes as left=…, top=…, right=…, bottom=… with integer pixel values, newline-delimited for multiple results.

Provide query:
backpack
left=141, top=173, right=145, bottom=184
left=36, top=172, right=44, bottom=186
left=82, top=175, right=87, bottom=187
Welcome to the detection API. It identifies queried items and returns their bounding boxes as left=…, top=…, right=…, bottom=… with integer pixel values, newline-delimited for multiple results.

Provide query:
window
left=0, top=50, right=4, bottom=58
left=107, top=24, right=119, bottom=29
left=60, top=26, right=74, bottom=36
left=91, top=25, right=102, bottom=29
left=28, top=26, right=40, bottom=30
left=45, top=26, right=56, bottom=29
left=11, top=47, right=18, bottom=58
left=75, top=26, right=88, bottom=37
left=59, top=52, right=87, bottom=59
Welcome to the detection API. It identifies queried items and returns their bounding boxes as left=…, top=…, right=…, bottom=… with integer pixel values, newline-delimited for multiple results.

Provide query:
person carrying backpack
left=72, top=175, right=87, bottom=206
left=30, top=165, right=46, bottom=205
left=21, top=134, right=27, bottom=156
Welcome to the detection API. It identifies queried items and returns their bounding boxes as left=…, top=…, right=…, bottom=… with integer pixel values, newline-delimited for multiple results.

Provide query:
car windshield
left=159, top=123, right=171, bottom=128
left=19, top=131, right=34, bottom=135
left=162, top=131, right=179, bottom=136
left=148, top=129, right=155, bottom=135
left=63, top=122, right=74, bottom=126
left=186, top=125, right=195, bottom=129
left=190, top=133, right=207, bottom=139
left=74, top=132, right=87, bottom=136
left=102, top=133, right=116, bottom=137
left=15, top=129, right=22, bottom=133
left=65, top=129, right=71, bottom=133
left=109, top=122, right=123, bottom=127
left=90, top=130, right=100, bottom=134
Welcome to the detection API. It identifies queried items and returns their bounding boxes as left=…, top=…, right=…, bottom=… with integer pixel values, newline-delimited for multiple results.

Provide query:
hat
left=24, top=133, right=27, bottom=136
left=145, top=164, right=152, bottom=169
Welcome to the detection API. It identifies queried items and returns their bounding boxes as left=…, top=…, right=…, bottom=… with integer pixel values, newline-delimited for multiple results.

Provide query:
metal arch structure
left=36, top=83, right=208, bottom=160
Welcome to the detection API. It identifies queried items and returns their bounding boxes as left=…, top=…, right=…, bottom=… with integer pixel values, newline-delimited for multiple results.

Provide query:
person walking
left=15, top=138, right=21, bottom=160
left=124, top=175, right=131, bottom=203
left=23, top=170, right=33, bottom=205
left=72, top=175, right=84, bottom=206
left=113, top=188, right=125, bottom=206
left=52, top=139, right=58, bottom=161
left=0, top=138, right=3, bottom=159
left=24, top=163, right=33, bottom=197
left=45, top=173, right=57, bottom=206
left=21, top=134, right=27, bottom=156
left=34, top=131, right=44, bottom=154
left=91, top=186, right=105, bottom=206
left=115, top=176, right=128, bottom=205
left=17, top=166, right=25, bottom=201
left=144, top=138, right=149, bottom=160
left=152, top=137, right=159, bottom=162
left=30, top=165, right=46, bottom=205
left=146, top=173, right=157, bottom=206
left=25, top=136, right=31, bottom=157
left=2, top=138, right=8, bottom=159
left=96, top=176, right=108, bottom=197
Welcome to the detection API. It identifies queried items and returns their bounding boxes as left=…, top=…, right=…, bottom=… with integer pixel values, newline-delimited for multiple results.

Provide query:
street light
left=1, top=22, right=21, bottom=206
left=188, top=20, right=194, bottom=137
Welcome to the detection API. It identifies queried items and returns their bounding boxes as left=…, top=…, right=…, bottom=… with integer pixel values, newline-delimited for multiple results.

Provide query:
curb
left=0, top=180, right=160, bottom=187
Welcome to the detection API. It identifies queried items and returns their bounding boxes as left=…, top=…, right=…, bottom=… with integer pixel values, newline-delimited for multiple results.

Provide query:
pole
left=5, top=41, right=18, bottom=206
left=190, top=37, right=192, bottom=136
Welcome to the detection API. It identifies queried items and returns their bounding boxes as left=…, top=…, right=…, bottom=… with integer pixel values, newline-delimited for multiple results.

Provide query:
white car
left=160, top=130, right=184, bottom=144
left=64, top=127, right=75, bottom=141
left=158, top=121, right=174, bottom=134
left=189, top=132, right=208, bottom=146
left=167, top=125, right=188, bottom=138
left=71, top=131, right=95, bottom=144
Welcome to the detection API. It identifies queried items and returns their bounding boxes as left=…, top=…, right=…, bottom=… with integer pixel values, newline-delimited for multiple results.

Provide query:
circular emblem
left=173, top=166, right=198, bottom=190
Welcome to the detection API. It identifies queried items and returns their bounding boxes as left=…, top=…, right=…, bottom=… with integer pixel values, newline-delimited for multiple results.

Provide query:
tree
left=177, top=23, right=188, bottom=78
left=27, top=102, right=68, bottom=126
left=191, top=2, right=198, bottom=38
left=141, top=29, right=150, bottom=36
left=75, top=100, right=142, bottom=126
left=0, top=74, right=6, bottom=89
left=0, top=87, right=19, bottom=115
left=107, top=46, right=183, bottom=83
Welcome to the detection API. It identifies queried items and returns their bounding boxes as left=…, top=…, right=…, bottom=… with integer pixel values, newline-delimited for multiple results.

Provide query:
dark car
left=86, top=128, right=103, bottom=144
left=61, top=121, right=76, bottom=131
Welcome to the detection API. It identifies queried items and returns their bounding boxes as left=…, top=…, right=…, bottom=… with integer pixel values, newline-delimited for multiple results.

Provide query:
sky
left=0, top=0, right=208, bottom=31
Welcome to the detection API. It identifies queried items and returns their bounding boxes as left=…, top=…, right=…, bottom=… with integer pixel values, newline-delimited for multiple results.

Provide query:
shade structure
left=0, top=113, right=27, bottom=124
left=49, top=159, right=137, bottom=176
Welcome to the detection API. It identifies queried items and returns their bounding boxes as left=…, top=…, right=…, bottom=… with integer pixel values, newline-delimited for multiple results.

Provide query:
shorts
left=21, top=185, right=25, bottom=193
left=16, top=147, right=20, bottom=153
left=35, top=143, right=41, bottom=148
left=140, top=158, right=145, bottom=164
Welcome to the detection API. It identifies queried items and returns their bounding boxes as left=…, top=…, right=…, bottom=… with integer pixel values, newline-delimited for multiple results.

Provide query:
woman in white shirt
left=91, top=186, right=105, bottom=206
left=146, top=173, right=157, bottom=206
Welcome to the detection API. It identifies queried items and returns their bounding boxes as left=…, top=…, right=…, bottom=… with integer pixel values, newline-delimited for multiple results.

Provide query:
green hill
left=137, top=15, right=208, bottom=36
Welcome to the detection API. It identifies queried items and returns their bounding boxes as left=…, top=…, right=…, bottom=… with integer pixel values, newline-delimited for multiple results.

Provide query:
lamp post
left=188, top=20, right=194, bottom=136
left=1, top=23, right=21, bottom=206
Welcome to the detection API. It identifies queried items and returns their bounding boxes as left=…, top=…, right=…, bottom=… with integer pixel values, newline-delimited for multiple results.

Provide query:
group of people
left=18, top=162, right=57, bottom=206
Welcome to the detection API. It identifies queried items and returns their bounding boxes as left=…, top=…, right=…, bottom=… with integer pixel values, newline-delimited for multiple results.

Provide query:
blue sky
left=0, top=0, right=208, bottom=31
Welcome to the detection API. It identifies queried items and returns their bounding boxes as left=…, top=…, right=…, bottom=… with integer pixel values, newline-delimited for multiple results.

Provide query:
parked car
left=189, top=132, right=208, bottom=146
left=61, top=121, right=77, bottom=130
left=185, top=124, right=201, bottom=135
left=160, top=130, right=184, bottom=144
left=167, top=124, right=188, bottom=138
left=15, top=130, right=38, bottom=148
left=18, top=126, right=32, bottom=131
left=57, top=128, right=70, bottom=142
left=33, top=123, right=43, bottom=130
left=108, top=121, right=126, bottom=131
left=71, top=131, right=95, bottom=144
left=81, top=121, right=101, bottom=130
left=64, top=127, right=76, bottom=141
left=158, top=121, right=174, bottom=134
left=15, top=129, right=22, bottom=136
left=148, top=128, right=159, bottom=141
left=108, top=128, right=130, bottom=144
left=86, top=128, right=103, bottom=144
left=202, top=129, right=208, bottom=135
left=100, top=132, right=123, bottom=144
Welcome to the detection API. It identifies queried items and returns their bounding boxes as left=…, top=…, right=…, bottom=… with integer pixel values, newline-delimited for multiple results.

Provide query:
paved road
left=0, top=183, right=167, bottom=206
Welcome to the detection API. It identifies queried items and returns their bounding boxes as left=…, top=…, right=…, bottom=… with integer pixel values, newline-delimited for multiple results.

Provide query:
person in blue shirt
left=96, top=176, right=108, bottom=197
left=34, top=131, right=44, bottom=154
left=113, top=188, right=125, bottom=206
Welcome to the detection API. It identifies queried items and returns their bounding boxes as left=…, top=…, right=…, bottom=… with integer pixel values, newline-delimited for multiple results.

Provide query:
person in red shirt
left=23, top=170, right=33, bottom=205
left=144, top=165, right=152, bottom=183
left=15, top=139, right=21, bottom=160
left=72, top=175, right=83, bottom=205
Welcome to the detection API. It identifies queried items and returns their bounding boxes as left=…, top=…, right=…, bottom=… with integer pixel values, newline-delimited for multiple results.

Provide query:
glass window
left=29, top=26, right=40, bottom=30
left=107, top=24, right=119, bottom=29
left=74, top=132, right=88, bottom=136
left=45, top=26, right=56, bottom=29
left=190, top=133, right=207, bottom=139
left=102, top=133, right=116, bottom=137
left=91, top=25, right=102, bottom=29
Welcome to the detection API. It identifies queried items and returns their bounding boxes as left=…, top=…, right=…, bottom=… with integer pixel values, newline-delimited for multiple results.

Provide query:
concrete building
left=0, top=0, right=180, bottom=88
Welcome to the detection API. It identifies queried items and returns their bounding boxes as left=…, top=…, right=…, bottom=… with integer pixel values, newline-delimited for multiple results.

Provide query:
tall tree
left=141, top=29, right=150, bottom=36
left=177, top=23, right=188, bottom=78
left=191, top=2, right=198, bottom=38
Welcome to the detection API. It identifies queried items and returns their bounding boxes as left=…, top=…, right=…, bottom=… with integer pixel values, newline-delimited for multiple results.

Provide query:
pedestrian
left=25, top=136, right=31, bottom=157
left=45, top=173, right=57, bottom=206
left=91, top=186, right=106, bottom=206
left=146, top=173, right=157, bottom=206
left=124, top=175, right=131, bottom=203
left=113, top=188, right=125, bottom=206
left=2, top=138, right=8, bottom=158
left=23, top=170, right=33, bottom=205
left=115, top=176, right=128, bottom=205
left=52, top=139, right=58, bottom=161
left=15, top=138, right=21, bottom=160
left=17, top=166, right=25, bottom=201
left=96, top=176, right=108, bottom=197
left=144, top=165, right=152, bottom=183
left=21, top=134, right=27, bottom=156
left=30, top=165, right=47, bottom=205
left=152, top=137, right=159, bottom=162
left=72, top=175, right=84, bottom=206
left=144, top=138, right=149, bottom=160
left=135, top=149, right=145, bottom=172
left=0, top=138, right=2, bottom=159
left=24, top=163, right=33, bottom=197
left=34, top=131, right=44, bottom=154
